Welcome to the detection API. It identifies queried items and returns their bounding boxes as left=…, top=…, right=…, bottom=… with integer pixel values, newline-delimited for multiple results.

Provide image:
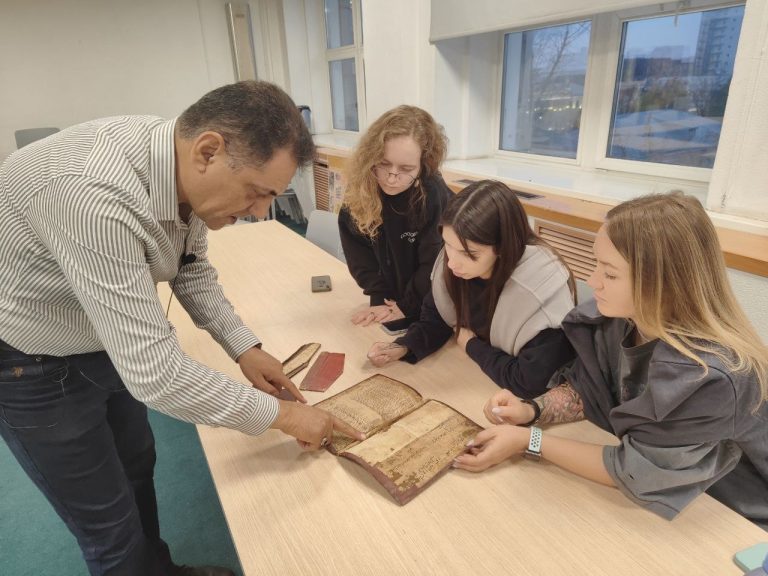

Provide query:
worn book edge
left=316, top=374, right=483, bottom=505
left=282, top=342, right=321, bottom=378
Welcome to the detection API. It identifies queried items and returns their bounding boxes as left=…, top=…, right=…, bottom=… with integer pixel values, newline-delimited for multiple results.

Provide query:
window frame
left=493, top=19, right=596, bottom=167
left=323, top=0, right=366, bottom=134
left=493, top=0, right=747, bottom=183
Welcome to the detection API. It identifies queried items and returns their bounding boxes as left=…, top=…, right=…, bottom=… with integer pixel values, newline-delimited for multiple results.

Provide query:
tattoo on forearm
left=536, top=382, right=584, bottom=426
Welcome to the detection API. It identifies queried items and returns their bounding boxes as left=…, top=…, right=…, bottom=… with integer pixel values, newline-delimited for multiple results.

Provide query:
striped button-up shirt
left=0, top=116, right=278, bottom=435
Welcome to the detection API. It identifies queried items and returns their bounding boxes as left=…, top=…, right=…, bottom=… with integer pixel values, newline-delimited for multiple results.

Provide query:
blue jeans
left=0, top=339, right=173, bottom=576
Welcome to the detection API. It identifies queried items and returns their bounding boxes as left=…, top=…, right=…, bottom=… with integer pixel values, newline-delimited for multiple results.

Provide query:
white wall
left=0, top=0, right=245, bottom=160
left=360, top=0, right=425, bottom=120
left=282, top=0, right=313, bottom=109
left=729, top=269, right=768, bottom=343
left=432, top=33, right=499, bottom=159
left=283, top=0, right=436, bottom=135
left=707, top=0, right=768, bottom=221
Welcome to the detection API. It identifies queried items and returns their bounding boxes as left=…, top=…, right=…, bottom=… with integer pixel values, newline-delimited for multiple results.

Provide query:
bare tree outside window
left=500, top=21, right=591, bottom=158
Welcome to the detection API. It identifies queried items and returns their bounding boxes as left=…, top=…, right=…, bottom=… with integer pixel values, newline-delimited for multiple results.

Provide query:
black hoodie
left=338, top=173, right=451, bottom=317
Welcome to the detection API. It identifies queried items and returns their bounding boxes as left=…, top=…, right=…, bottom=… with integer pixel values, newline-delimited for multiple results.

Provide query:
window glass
left=325, top=0, right=354, bottom=49
left=500, top=21, right=591, bottom=158
left=329, top=58, right=359, bottom=131
left=608, top=6, right=744, bottom=168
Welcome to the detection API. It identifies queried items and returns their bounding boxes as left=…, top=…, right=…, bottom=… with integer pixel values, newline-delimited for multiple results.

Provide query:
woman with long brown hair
left=339, top=105, right=451, bottom=326
left=368, top=180, right=576, bottom=398
left=455, top=192, right=768, bottom=530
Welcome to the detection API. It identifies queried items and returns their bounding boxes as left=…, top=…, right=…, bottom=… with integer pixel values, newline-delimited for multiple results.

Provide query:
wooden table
left=167, top=221, right=766, bottom=576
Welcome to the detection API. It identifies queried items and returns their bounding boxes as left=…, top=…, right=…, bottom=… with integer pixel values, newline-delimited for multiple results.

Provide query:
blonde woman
left=454, top=192, right=768, bottom=530
left=339, top=105, right=450, bottom=326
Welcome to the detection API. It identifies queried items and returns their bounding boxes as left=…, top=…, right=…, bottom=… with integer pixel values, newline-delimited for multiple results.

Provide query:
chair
left=305, top=210, right=346, bottom=263
left=14, top=127, right=60, bottom=149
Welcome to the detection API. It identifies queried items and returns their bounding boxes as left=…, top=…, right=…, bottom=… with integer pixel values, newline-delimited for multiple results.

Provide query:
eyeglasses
left=371, top=164, right=417, bottom=187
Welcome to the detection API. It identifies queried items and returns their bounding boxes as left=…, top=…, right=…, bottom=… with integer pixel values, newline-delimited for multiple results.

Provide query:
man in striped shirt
left=0, top=81, right=361, bottom=576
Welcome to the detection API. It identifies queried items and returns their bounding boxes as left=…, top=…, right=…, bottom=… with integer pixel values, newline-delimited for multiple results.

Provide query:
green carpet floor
left=0, top=410, right=242, bottom=576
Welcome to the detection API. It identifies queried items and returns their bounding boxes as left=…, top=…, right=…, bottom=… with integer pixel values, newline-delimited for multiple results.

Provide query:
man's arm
left=170, top=221, right=261, bottom=361
left=28, top=181, right=280, bottom=435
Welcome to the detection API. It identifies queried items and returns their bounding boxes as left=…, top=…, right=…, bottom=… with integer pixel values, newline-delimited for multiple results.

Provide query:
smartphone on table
left=311, top=275, right=332, bottom=292
left=380, top=317, right=414, bottom=336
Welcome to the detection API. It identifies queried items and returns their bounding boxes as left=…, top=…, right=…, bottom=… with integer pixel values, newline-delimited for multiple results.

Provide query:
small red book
left=299, top=352, right=345, bottom=392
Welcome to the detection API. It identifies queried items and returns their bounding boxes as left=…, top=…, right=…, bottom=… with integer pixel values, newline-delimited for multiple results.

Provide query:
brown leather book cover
left=314, top=374, right=482, bottom=505
left=299, top=352, right=345, bottom=392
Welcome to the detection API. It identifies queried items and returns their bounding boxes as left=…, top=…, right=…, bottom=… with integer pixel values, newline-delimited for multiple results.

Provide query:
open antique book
left=314, top=374, right=483, bottom=505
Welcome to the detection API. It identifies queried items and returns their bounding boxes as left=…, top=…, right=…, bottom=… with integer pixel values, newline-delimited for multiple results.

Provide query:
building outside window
left=608, top=5, right=744, bottom=168
left=324, top=0, right=364, bottom=132
left=498, top=3, right=745, bottom=175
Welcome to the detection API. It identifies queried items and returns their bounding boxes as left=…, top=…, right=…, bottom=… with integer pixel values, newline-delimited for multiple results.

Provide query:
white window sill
left=308, top=138, right=768, bottom=237
left=313, top=132, right=360, bottom=151
left=443, top=156, right=768, bottom=236
left=444, top=157, right=707, bottom=205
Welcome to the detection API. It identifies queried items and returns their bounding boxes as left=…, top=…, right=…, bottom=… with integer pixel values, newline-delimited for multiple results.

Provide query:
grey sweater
left=432, top=244, right=573, bottom=355
left=562, top=301, right=768, bottom=531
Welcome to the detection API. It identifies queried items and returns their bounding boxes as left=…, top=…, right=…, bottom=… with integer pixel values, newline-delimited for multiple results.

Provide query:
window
left=497, top=2, right=746, bottom=177
left=500, top=21, right=592, bottom=159
left=324, top=0, right=364, bottom=132
left=608, top=6, right=744, bottom=168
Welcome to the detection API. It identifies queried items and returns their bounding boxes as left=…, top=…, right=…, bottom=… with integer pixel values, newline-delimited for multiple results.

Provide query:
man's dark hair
left=177, top=81, right=315, bottom=168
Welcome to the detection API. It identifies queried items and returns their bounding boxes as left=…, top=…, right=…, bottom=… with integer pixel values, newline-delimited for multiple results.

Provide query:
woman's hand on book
left=367, top=342, right=408, bottom=367
left=483, top=389, right=536, bottom=425
left=452, top=425, right=528, bottom=472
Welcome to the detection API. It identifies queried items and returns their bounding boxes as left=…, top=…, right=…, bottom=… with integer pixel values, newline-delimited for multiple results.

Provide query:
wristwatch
left=519, top=398, right=542, bottom=427
left=523, top=426, right=543, bottom=461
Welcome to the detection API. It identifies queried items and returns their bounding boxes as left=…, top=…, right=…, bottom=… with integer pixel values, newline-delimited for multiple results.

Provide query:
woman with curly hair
left=338, top=105, right=451, bottom=327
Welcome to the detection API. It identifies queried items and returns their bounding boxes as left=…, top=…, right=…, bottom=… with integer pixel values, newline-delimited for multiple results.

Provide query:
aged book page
left=316, top=374, right=424, bottom=453
left=344, top=400, right=481, bottom=504
left=316, top=374, right=482, bottom=504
